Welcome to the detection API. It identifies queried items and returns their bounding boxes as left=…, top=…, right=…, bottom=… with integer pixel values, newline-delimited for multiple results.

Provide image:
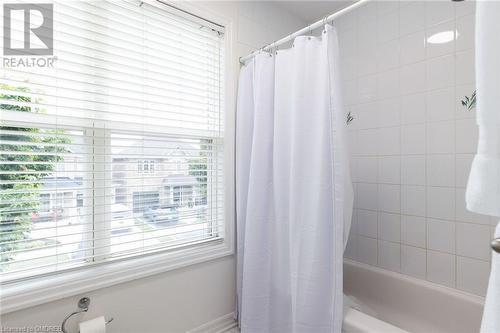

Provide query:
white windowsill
left=0, top=238, right=233, bottom=314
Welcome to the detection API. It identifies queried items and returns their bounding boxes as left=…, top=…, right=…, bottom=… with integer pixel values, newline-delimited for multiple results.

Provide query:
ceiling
left=274, top=1, right=355, bottom=23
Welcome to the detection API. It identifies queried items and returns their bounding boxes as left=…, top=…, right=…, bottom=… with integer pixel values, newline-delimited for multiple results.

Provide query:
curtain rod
left=239, top=0, right=371, bottom=64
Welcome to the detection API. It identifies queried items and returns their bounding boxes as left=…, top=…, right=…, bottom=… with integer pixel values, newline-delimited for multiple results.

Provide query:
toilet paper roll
left=79, top=316, right=106, bottom=333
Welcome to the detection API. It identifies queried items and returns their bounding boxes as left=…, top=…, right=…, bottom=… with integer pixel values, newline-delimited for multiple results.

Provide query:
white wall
left=340, top=0, right=493, bottom=297
left=0, top=2, right=305, bottom=332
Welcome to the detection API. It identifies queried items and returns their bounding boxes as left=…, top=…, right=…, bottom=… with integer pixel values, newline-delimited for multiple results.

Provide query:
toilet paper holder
left=61, top=297, right=113, bottom=333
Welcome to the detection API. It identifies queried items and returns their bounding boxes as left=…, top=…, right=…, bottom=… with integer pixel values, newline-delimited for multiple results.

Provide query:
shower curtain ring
left=271, top=42, right=277, bottom=56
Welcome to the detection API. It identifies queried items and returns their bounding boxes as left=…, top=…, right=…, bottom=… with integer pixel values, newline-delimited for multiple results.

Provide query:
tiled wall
left=338, top=0, right=495, bottom=297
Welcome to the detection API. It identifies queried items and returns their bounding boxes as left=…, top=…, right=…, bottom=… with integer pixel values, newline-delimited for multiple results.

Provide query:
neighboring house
left=35, top=177, right=83, bottom=222
left=36, top=139, right=206, bottom=221
left=112, top=140, right=205, bottom=215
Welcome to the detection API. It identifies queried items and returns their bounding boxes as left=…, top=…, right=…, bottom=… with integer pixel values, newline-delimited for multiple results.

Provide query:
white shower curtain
left=468, top=2, right=500, bottom=332
left=236, top=25, right=353, bottom=333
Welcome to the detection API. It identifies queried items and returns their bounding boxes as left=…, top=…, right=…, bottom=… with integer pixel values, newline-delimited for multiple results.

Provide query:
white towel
left=468, top=2, right=500, bottom=332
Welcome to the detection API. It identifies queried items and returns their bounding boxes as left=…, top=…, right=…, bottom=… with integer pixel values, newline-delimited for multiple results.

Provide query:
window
left=76, top=193, right=84, bottom=207
left=0, top=0, right=225, bottom=283
left=137, top=160, right=155, bottom=174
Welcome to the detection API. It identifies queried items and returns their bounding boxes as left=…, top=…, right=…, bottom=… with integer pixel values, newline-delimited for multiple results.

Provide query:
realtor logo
left=3, top=3, right=53, bottom=56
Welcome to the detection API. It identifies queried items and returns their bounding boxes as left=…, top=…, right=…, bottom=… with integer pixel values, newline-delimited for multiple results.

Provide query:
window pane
left=106, top=133, right=221, bottom=259
left=0, top=124, right=92, bottom=279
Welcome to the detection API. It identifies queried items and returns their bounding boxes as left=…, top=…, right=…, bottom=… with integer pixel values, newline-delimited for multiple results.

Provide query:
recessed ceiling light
left=427, top=30, right=458, bottom=44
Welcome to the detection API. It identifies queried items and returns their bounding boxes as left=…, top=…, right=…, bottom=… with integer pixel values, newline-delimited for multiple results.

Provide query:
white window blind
left=0, top=0, right=225, bottom=282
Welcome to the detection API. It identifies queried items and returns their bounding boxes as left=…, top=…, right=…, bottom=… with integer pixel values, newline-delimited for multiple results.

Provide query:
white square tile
left=455, top=154, right=474, bottom=187
left=377, top=1, right=399, bottom=16
left=425, top=1, right=455, bottom=28
left=356, top=129, right=378, bottom=156
left=401, top=215, right=426, bottom=247
left=339, top=27, right=357, bottom=55
left=377, top=69, right=400, bottom=100
left=455, top=84, right=477, bottom=119
left=401, top=93, right=426, bottom=125
left=427, top=187, right=455, bottom=220
left=402, top=124, right=426, bottom=154
left=377, top=40, right=400, bottom=72
left=348, top=131, right=356, bottom=154
left=352, top=103, right=378, bottom=130
left=378, top=156, right=401, bottom=184
left=377, top=9, right=399, bottom=43
left=357, top=209, right=378, bottom=238
left=358, top=74, right=378, bottom=103
left=358, top=47, right=378, bottom=77
left=342, top=57, right=358, bottom=81
left=377, top=127, right=401, bottom=155
left=427, top=55, right=455, bottom=90
left=427, top=154, right=455, bottom=187
left=401, top=185, right=426, bottom=216
left=358, top=18, right=378, bottom=49
left=356, top=183, right=378, bottom=211
left=400, top=1, right=425, bottom=36
left=455, top=188, right=491, bottom=225
left=456, top=222, right=490, bottom=260
left=401, top=155, right=426, bottom=185
left=345, top=233, right=358, bottom=260
left=400, top=62, right=426, bottom=95
left=457, top=256, right=490, bottom=296
left=355, top=156, right=378, bottom=183
left=426, top=88, right=455, bottom=122
left=427, top=250, right=456, bottom=287
left=456, top=118, right=478, bottom=153
left=343, top=80, right=357, bottom=106
left=378, top=184, right=401, bottom=214
left=426, top=21, right=456, bottom=59
left=379, top=212, right=401, bottom=242
left=455, top=0, right=475, bottom=18
left=427, top=218, right=456, bottom=253
left=377, top=98, right=400, bottom=128
left=350, top=206, right=358, bottom=231
left=400, top=31, right=426, bottom=65
left=402, top=245, right=426, bottom=279
left=378, top=240, right=401, bottom=272
left=456, top=14, right=475, bottom=52
left=337, top=11, right=357, bottom=33
left=358, top=236, right=378, bottom=265
left=357, top=2, right=378, bottom=25
left=427, top=121, right=455, bottom=154
left=456, top=50, right=475, bottom=85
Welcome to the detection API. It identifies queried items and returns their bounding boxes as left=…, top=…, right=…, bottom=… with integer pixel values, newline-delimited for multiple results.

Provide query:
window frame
left=137, top=160, right=156, bottom=174
left=0, top=0, right=235, bottom=314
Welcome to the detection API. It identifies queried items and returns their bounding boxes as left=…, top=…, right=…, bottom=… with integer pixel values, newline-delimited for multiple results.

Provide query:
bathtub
left=343, top=259, right=485, bottom=333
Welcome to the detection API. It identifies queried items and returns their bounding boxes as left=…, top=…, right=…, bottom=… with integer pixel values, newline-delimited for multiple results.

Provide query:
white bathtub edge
left=344, top=259, right=485, bottom=306
left=343, top=307, right=410, bottom=333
